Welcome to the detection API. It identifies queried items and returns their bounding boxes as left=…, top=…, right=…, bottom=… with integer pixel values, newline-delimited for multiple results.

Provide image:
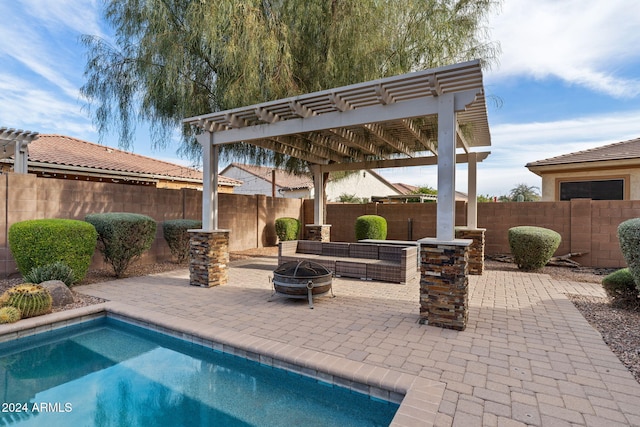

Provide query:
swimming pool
left=0, top=317, right=398, bottom=426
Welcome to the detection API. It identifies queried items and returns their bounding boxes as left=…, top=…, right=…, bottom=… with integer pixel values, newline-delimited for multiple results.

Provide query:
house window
left=559, top=179, right=624, bottom=201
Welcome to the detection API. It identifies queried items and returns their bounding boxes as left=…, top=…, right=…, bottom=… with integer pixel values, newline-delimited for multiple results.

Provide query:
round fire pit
left=270, top=260, right=334, bottom=308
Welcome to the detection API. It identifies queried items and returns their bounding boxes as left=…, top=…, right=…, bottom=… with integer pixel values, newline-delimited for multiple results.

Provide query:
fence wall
left=1, top=171, right=636, bottom=277
left=306, top=199, right=640, bottom=268
left=0, top=173, right=302, bottom=277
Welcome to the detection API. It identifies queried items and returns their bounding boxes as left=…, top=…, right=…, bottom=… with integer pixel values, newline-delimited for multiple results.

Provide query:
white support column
left=14, top=141, right=28, bottom=173
left=467, top=152, right=478, bottom=229
left=197, top=132, right=217, bottom=231
left=436, top=93, right=456, bottom=241
left=313, top=167, right=324, bottom=225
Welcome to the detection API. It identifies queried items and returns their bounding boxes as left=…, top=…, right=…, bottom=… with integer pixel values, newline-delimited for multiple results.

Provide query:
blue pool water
left=0, top=319, right=398, bottom=426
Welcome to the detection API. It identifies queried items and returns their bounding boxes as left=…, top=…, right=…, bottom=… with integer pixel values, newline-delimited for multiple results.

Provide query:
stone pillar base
left=305, top=224, right=331, bottom=242
left=455, top=227, right=486, bottom=275
left=419, top=238, right=471, bottom=331
left=188, top=229, right=230, bottom=287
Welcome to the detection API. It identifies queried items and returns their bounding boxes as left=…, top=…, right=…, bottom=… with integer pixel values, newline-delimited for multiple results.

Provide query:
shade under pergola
left=184, top=59, right=491, bottom=241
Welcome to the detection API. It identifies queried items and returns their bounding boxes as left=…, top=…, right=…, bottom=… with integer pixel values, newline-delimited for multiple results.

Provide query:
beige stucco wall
left=0, top=173, right=302, bottom=277
left=539, top=166, right=640, bottom=201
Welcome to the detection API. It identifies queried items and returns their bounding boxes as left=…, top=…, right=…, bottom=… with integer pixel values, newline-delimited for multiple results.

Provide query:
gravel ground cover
left=1, top=248, right=638, bottom=384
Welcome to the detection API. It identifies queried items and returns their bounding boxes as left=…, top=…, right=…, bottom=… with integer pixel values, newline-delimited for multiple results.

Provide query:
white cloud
left=0, top=72, right=94, bottom=137
left=378, top=110, right=640, bottom=196
left=0, top=1, right=104, bottom=101
left=20, top=0, right=105, bottom=38
left=487, top=0, right=640, bottom=97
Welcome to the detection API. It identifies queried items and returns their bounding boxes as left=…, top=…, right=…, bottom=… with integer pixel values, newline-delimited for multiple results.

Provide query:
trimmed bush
left=602, top=268, right=639, bottom=308
left=355, top=215, right=387, bottom=240
left=508, top=226, right=561, bottom=271
left=24, top=262, right=75, bottom=287
left=162, top=219, right=202, bottom=263
left=617, top=218, right=640, bottom=291
left=275, top=217, right=301, bottom=241
left=85, top=212, right=157, bottom=278
left=8, top=219, right=97, bottom=284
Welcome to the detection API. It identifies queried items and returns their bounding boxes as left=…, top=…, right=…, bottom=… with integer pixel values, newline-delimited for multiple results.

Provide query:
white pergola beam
left=316, top=151, right=490, bottom=173
left=207, top=95, right=453, bottom=145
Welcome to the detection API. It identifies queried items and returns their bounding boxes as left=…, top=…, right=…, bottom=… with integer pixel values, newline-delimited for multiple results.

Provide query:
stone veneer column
left=419, top=238, right=471, bottom=331
left=305, top=224, right=331, bottom=241
left=188, top=230, right=230, bottom=287
left=455, top=227, right=486, bottom=275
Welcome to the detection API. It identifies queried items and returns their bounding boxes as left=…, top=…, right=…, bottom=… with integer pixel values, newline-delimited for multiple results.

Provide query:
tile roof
left=223, top=163, right=313, bottom=189
left=393, top=182, right=419, bottom=195
left=28, top=134, right=240, bottom=185
left=526, top=137, right=640, bottom=167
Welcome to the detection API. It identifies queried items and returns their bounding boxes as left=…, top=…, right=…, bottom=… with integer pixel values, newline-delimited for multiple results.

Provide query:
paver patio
left=63, top=257, right=640, bottom=425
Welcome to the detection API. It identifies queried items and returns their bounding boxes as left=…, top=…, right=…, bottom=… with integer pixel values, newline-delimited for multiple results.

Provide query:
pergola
left=0, top=127, right=39, bottom=173
left=184, top=59, right=490, bottom=240
left=184, top=60, right=491, bottom=329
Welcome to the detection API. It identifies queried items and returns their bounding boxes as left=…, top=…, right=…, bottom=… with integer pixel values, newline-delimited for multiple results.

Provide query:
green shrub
left=355, top=215, right=387, bottom=240
left=162, top=219, right=202, bottom=263
left=617, top=218, right=640, bottom=291
left=508, top=226, right=561, bottom=271
left=602, top=268, right=640, bottom=308
left=8, top=219, right=97, bottom=284
left=85, top=212, right=157, bottom=278
left=1, top=284, right=52, bottom=318
left=24, top=262, right=75, bottom=287
left=275, top=217, right=300, bottom=241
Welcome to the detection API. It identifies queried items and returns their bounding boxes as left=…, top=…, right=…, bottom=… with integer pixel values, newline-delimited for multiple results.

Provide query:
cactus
left=0, top=306, right=21, bottom=324
left=2, top=284, right=52, bottom=318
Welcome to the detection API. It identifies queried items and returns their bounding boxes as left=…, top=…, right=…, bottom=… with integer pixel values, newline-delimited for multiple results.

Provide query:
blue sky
left=1, top=0, right=640, bottom=197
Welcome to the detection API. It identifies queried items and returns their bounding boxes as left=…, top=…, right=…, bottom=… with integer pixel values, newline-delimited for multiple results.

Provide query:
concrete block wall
left=317, top=199, right=640, bottom=268
left=0, top=173, right=302, bottom=277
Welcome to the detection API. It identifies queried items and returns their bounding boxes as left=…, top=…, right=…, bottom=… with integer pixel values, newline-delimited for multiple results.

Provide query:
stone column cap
left=305, top=224, right=332, bottom=227
left=455, top=226, right=487, bottom=231
left=188, top=228, right=231, bottom=233
left=418, top=237, right=472, bottom=247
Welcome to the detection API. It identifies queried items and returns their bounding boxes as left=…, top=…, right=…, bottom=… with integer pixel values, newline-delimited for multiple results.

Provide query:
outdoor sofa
left=278, top=240, right=418, bottom=284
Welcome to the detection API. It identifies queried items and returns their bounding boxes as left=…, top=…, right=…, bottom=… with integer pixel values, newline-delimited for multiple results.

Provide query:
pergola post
left=435, top=93, right=456, bottom=242
left=189, top=131, right=229, bottom=287
left=455, top=152, right=486, bottom=275
left=306, top=166, right=331, bottom=241
left=419, top=92, right=472, bottom=331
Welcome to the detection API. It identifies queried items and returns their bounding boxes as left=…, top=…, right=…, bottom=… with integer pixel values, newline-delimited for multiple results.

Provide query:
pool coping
left=0, top=302, right=445, bottom=427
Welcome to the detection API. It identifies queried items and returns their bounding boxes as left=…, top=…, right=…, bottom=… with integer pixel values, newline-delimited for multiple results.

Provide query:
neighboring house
left=526, top=137, right=640, bottom=201
left=384, top=182, right=468, bottom=202
left=220, top=163, right=402, bottom=201
left=0, top=134, right=241, bottom=192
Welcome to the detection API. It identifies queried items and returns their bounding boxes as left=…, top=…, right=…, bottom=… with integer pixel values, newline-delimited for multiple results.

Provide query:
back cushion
left=297, top=240, right=323, bottom=255
left=349, top=243, right=379, bottom=259
left=378, top=245, right=402, bottom=263
left=321, top=242, right=350, bottom=257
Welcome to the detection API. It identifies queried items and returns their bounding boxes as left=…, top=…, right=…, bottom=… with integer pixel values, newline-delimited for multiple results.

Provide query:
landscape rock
left=40, top=280, right=74, bottom=307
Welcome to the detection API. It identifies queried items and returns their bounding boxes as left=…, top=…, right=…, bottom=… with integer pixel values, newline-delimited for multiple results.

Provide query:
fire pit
left=270, top=260, right=334, bottom=309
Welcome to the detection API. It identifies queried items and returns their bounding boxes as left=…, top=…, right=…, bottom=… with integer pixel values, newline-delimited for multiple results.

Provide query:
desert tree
left=82, top=0, right=501, bottom=171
